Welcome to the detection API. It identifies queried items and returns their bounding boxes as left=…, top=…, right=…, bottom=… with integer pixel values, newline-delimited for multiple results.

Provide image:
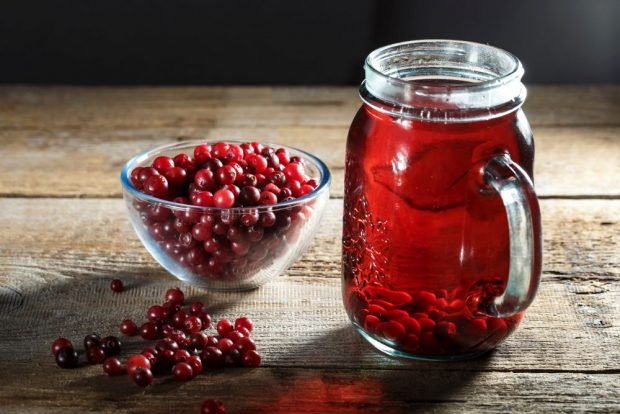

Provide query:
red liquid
left=343, top=103, right=535, bottom=357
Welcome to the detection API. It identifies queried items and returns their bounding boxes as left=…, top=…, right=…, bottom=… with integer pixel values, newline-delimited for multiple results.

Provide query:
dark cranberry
left=184, top=315, right=202, bottom=333
left=163, top=300, right=181, bottom=318
left=147, top=305, right=167, bottom=322
left=213, top=188, right=235, bottom=208
left=266, top=152, right=280, bottom=169
left=148, top=204, right=171, bottom=222
left=188, top=355, right=203, bottom=375
left=236, top=337, right=256, bottom=354
left=155, top=338, right=180, bottom=354
left=200, top=346, right=224, bottom=368
left=126, top=354, right=152, bottom=377
left=195, top=169, right=216, bottom=190
left=239, top=210, right=259, bottom=227
left=120, top=319, right=138, bottom=336
left=239, top=186, right=260, bottom=205
left=219, top=210, right=238, bottom=225
left=173, top=217, right=192, bottom=233
left=102, top=357, right=122, bottom=375
left=231, top=240, right=250, bottom=256
left=226, top=330, right=245, bottom=343
left=87, top=346, right=106, bottom=364
left=242, top=350, right=261, bottom=367
left=130, top=167, right=144, bottom=189
left=173, top=153, right=193, bottom=168
left=216, top=165, right=237, bottom=185
left=189, top=332, right=209, bottom=350
left=164, top=166, right=188, bottom=188
left=179, top=232, right=197, bottom=248
left=234, top=317, right=253, bottom=333
left=223, top=348, right=241, bottom=366
left=171, top=362, right=193, bottom=381
left=55, top=347, right=79, bottom=369
left=189, top=302, right=205, bottom=315
left=100, top=336, right=122, bottom=357
left=212, top=221, right=229, bottom=236
left=140, top=322, right=160, bottom=340
left=269, top=171, right=286, bottom=187
left=255, top=173, right=267, bottom=187
left=144, top=175, right=169, bottom=198
left=186, top=246, right=206, bottom=266
left=138, top=167, right=160, bottom=184
left=276, top=213, right=292, bottom=230
left=51, top=337, right=73, bottom=355
left=204, top=158, right=224, bottom=172
left=217, top=338, right=235, bottom=353
left=133, top=367, right=154, bottom=387
left=165, top=287, right=185, bottom=305
left=290, top=155, right=302, bottom=164
left=203, top=237, right=222, bottom=253
left=241, top=173, right=257, bottom=187
left=278, top=187, right=293, bottom=201
left=260, top=211, right=277, bottom=227
left=246, top=226, right=264, bottom=242
left=141, top=350, right=158, bottom=367
left=201, top=399, right=226, bottom=414
left=174, top=349, right=192, bottom=364
left=197, top=311, right=212, bottom=329
left=84, top=333, right=101, bottom=350
left=226, top=226, right=245, bottom=242
left=172, top=310, right=188, bottom=328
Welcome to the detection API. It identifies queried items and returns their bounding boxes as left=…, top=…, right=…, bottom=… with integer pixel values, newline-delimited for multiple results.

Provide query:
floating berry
left=110, top=279, right=123, bottom=293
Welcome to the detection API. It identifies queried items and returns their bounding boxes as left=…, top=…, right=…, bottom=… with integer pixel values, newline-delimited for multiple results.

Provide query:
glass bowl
left=120, top=140, right=331, bottom=290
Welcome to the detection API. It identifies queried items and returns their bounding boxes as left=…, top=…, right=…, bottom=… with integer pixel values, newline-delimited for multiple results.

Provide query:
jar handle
left=480, top=154, right=542, bottom=317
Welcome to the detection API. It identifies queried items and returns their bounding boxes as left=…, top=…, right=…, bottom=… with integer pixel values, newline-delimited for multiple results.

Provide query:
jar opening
left=362, top=40, right=526, bottom=122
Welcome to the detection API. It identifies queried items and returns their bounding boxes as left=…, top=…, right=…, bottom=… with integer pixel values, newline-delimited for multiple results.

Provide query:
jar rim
left=362, top=39, right=526, bottom=121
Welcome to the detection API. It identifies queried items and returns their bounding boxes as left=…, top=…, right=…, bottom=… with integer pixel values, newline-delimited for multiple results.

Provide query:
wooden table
left=0, top=86, right=619, bottom=413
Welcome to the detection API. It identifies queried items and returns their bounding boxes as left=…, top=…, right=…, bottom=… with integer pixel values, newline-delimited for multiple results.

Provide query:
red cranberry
left=382, top=320, right=406, bottom=342
left=120, top=319, right=138, bottom=336
left=236, top=327, right=251, bottom=338
left=226, top=330, right=245, bottom=343
left=101, top=336, right=122, bottom=357
left=298, top=184, right=314, bottom=196
left=216, top=165, right=237, bottom=185
left=212, top=142, right=230, bottom=159
left=153, top=156, right=175, bottom=173
left=241, top=350, right=261, bottom=368
left=165, top=166, right=188, bottom=188
left=51, top=337, right=73, bottom=355
left=174, top=153, right=193, bottom=168
left=165, top=287, right=185, bottom=305
left=259, top=191, right=277, bottom=205
left=188, top=355, right=203, bottom=375
left=126, top=354, right=152, bottom=377
left=216, top=319, right=233, bottom=336
left=102, top=357, right=123, bottom=375
left=144, top=175, right=169, bottom=198
left=240, top=210, right=259, bottom=226
left=234, top=317, right=253, bottom=333
left=247, top=154, right=268, bottom=173
left=284, top=162, right=305, bottom=182
left=217, top=338, right=235, bottom=353
left=184, top=315, right=202, bottom=333
left=194, top=144, right=212, bottom=164
left=193, top=190, right=214, bottom=207
left=140, top=322, right=160, bottom=340
left=201, top=399, right=226, bottom=414
left=172, top=310, right=188, bottom=328
left=83, top=333, right=101, bottom=350
left=236, top=337, right=256, bottom=354
left=195, top=169, right=216, bottom=190
left=246, top=226, right=264, bottom=242
left=156, top=338, right=180, bottom=354
left=141, top=350, right=158, bottom=366
left=203, top=237, right=222, bottom=253
left=55, top=347, right=79, bottom=369
left=213, top=188, right=235, bottom=208
left=87, top=346, right=106, bottom=364
left=172, top=362, right=193, bottom=381
left=260, top=211, right=276, bottom=227
left=147, top=305, right=167, bottom=322
left=110, top=279, right=123, bottom=293
left=133, top=367, right=154, bottom=387
left=200, top=346, right=224, bottom=367
left=130, top=167, right=144, bottom=189
left=138, top=167, right=160, bottom=184
left=204, top=158, right=224, bottom=172
left=189, top=332, right=209, bottom=350
left=174, top=349, right=192, bottom=363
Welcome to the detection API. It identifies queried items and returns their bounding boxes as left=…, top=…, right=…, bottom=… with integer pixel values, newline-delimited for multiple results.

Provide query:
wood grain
left=0, top=85, right=618, bottom=130
left=1, top=126, right=619, bottom=198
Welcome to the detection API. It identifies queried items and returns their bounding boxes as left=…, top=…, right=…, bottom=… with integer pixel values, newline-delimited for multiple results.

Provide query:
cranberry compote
left=343, top=40, right=542, bottom=360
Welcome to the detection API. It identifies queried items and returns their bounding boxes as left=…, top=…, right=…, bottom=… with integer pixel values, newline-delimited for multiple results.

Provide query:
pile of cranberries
left=128, top=141, right=319, bottom=285
left=52, top=287, right=255, bottom=411
left=347, top=284, right=522, bottom=355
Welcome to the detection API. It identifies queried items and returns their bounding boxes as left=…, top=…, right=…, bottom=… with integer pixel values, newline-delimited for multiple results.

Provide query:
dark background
left=0, top=0, right=618, bottom=85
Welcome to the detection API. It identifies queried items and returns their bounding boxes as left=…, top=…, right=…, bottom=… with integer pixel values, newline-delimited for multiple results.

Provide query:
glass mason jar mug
left=342, top=40, right=542, bottom=360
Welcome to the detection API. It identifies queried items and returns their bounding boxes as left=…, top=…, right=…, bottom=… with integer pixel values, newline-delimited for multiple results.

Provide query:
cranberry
left=197, top=312, right=212, bottom=328
left=259, top=191, right=278, bottom=205
left=200, top=346, right=224, bottom=367
left=260, top=211, right=277, bottom=227
left=193, top=190, right=214, bottom=207
left=87, top=346, right=106, bottom=364
left=247, top=154, right=268, bottom=173
left=204, top=158, right=224, bottom=172
left=173, top=310, right=188, bottom=328
left=103, top=357, right=122, bottom=375
left=147, top=305, right=167, bottom=322
left=382, top=320, right=406, bottom=342
left=240, top=210, right=259, bottom=226
left=184, top=315, right=203, bottom=333
left=223, top=348, right=241, bottom=366
left=195, top=169, right=216, bottom=190
left=144, top=174, right=169, bottom=198
left=130, top=167, right=144, bottom=189
left=236, top=327, right=251, bottom=338
left=239, top=186, right=260, bottom=205
left=141, top=350, right=158, bottom=366
left=110, top=279, right=123, bottom=293
left=138, top=167, right=160, bottom=184
left=120, top=319, right=138, bottom=336
left=194, top=144, right=212, bottom=164
left=216, top=319, right=233, bottom=336
left=165, top=166, right=188, bottom=188
left=284, top=162, right=305, bottom=182
left=213, top=188, right=235, bottom=208
left=51, top=337, right=73, bottom=355
left=217, top=338, right=235, bottom=353
left=241, top=350, right=261, bottom=368
left=140, top=322, right=160, bottom=340
left=234, top=317, right=253, bottom=333
left=203, top=237, right=222, bottom=253
left=101, top=336, right=122, bottom=357
left=84, top=333, right=101, bottom=350
left=133, top=367, right=154, bottom=387
left=216, top=165, right=237, bottom=185
left=212, top=142, right=230, bottom=159
left=189, top=332, right=209, bottom=350
left=235, top=337, right=256, bottom=354
left=172, top=362, right=193, bottom=381
left=156, top=338, right=180, bottom=354
left=55, top=347, right=79, bottom=369
left=226, top=330, right=245, bottom=343
left=174, top=349, right=192, bottom=363
left=174, top=153, right=193, bottom=168
left=188, top=355, right=203, bottom=375
left=165, top=287, right=185, bottom=305
left=201, top=399, right=226, bottom=414
left=126, top=354, right=152, bottom=377
left=152, top=156, right=175, bottom=173
left=298, top=184, right=314, bottom=196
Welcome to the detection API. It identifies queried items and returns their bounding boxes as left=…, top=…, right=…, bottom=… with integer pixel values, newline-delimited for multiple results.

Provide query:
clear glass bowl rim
left=120, top=140, right=332, bottom=212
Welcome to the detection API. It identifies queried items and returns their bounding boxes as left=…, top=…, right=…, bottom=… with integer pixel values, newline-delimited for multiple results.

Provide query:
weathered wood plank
left=1, top=127, right=618, bottom=198
left=0, top=365, right=618, bottom=413
left=0, top=199, right=618, bottom=375
left=0, top=86, right=618, bottom=130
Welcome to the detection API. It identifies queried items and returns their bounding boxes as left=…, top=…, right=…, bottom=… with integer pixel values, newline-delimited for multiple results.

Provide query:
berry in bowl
left=120, top=140, right=331, bottom=290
